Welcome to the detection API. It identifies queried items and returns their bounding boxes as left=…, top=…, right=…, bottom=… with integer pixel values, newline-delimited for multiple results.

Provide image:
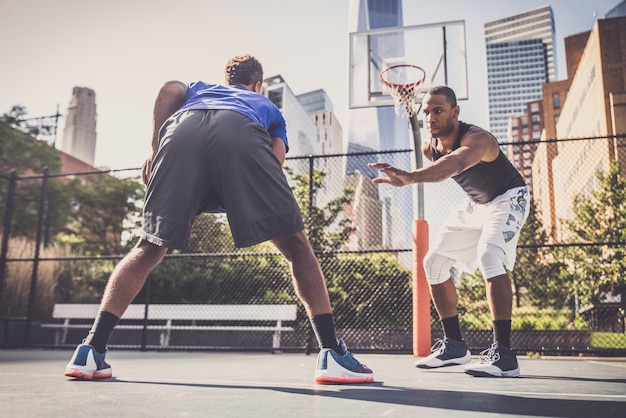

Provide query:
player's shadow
left=106, top=378, right=624, bottom=418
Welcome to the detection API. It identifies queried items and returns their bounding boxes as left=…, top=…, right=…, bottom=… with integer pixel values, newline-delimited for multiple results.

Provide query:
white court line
left=459, top=389, right=626, bottom=400
left=587, top=360, right=626, bottom=368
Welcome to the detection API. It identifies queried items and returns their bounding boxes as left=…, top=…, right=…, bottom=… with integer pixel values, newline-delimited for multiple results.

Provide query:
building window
left=552, top=92, right=560, bottom=109
left=268, top=87, right=284, bottom=109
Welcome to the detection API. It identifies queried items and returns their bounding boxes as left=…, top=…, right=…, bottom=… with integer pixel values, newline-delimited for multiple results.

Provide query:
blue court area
left=1, top=349, right=624, bottom=417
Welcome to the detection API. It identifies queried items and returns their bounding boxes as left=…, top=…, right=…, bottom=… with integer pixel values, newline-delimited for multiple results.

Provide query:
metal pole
left=407, top=113, right=431, bottom=357
left=408, top=113, right=425, bottom=219
left=141, top=275, right=150, bottom=351
left=25, top=167, right=49, bottom=346
left=0, top=170, right=18, bottom=307
left=305, top=155, right=315, bottom=355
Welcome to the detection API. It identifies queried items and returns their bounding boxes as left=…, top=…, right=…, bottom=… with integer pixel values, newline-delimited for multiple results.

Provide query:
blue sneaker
left=64, top=342, right=112, bottom=380
left=314, top=340, right=374, bottom=384
left=464, top=342, right=520, bottom=377
left=415, top=337, right=471, bottom=368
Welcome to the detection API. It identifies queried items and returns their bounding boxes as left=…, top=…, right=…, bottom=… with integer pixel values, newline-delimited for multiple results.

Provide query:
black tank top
left=430, top=121, right=526, bottom=204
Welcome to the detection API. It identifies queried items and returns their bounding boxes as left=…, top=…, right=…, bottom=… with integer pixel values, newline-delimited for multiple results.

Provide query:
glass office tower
left=485, top=5, right=556, bottom=142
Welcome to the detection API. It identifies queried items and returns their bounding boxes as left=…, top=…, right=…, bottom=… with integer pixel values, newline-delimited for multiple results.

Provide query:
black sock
left=310, top=313, right=344, bottom=355
left=84, top=310, right=119, bottom=354
left=441, top=315, right=463, bottom=341
left=493, top=320, right=512, bottom=348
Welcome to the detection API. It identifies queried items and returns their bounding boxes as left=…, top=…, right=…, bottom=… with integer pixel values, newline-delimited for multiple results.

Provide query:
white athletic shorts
left=427, top=186, right=530, bottom=277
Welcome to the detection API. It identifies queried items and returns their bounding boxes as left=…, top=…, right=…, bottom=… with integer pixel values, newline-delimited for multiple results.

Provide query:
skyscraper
left=485, top=5, right=556, bottom=142
left=297, top=88, right=346, bottom=208
left=61, top=87, right=97, bottom=166
left=348, top=0, right=413, bottom=251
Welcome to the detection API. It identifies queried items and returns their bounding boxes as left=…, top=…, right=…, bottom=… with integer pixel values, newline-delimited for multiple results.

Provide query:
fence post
left=0, top=169, right=18, bottom=306
left=141, top=274, right=151, bottom=351
left=305, top=155, right=315, bottom=354
left=25, top=167, right=49, bottom=346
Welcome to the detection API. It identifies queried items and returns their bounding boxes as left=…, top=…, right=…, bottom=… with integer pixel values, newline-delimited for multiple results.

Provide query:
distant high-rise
left=61, top=87, right=97, bottom=166
left=605, top=0, right=626, bottom=17
left=485, top=5, right=556, bottom=142
left=263, top=74, right=317, bottom=178
left=348, top=0, right=411, bottom=251
left=296, top=88, right=346, bottom=208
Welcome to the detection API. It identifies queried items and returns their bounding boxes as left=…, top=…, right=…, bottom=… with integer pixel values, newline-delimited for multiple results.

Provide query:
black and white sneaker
left=464, top=342, right=520, bottom=377
left=414, top=337, right=471, bottom=369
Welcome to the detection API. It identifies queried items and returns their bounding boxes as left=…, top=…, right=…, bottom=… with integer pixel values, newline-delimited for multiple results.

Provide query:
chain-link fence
left=1, top=135, right=625, bottom=356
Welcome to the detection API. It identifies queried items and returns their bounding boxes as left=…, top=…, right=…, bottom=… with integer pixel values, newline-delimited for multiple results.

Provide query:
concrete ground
left=1, top=349, right=624, bottom=417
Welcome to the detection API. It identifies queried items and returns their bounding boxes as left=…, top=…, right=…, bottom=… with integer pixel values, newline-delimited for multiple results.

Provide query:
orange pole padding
left=412, top=219, right=431, bottom=357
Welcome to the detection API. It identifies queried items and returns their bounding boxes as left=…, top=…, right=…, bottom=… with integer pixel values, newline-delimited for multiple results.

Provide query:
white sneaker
left=464, top=342, right=520, bottom=377
left=415, top=337, right=471, bottom=368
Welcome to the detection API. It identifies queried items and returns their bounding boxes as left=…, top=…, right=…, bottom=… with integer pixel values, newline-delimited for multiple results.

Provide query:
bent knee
left=136, top=239, right=168, bottom=260
left=424, top=252, right=455, bottom=285
left=271, top=230, right=311, bottom=261
left=477, top=243, right=506, bottom=279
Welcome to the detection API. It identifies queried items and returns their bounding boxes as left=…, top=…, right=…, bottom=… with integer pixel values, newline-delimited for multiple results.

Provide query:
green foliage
left=563, top=160, right=626, bottom=305
left=147, top=254, right=297, bottom=305
left=459, top=305, right=588, bottom=331
left=455, top=270, right=588, bottom=330
left=0, top=105, right=57, bottom=139
left=321, top=253, right=412, bottom=330
left=0, top=121, right=69, bottom=239
left=0, top=121, right=62, bottom=174
left=285, top=167, right=355, bottom=252
left=186, top=213, right=237, bottom=254
left=457, top=273, right=487, bottom=313
left=1, top=121, right=144, bottom=255
left=60, top=174, right=144, bottom=255
left=513, top=201, right=575, bottom=309
left=590, top=332, right=626, bottom=349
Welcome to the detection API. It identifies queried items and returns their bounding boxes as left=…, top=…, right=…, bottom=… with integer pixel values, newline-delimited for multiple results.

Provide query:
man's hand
left=141, top=153, right=156, bottom=185
left=368, top=162, right=413, bottom=187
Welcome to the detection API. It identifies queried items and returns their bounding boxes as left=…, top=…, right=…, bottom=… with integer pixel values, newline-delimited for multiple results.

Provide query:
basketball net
left=380, top=64, right=426, bottom=118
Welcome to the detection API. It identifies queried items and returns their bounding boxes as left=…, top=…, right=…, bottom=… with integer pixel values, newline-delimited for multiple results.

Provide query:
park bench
left=42, top=303, right=298, bottom=351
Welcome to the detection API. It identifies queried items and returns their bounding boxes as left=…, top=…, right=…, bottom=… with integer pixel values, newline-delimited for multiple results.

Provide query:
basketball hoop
left=380, top=64, right=426, bottom=118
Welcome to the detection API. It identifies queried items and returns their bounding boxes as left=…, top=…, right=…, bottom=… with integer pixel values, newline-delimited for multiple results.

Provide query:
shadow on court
left=105, top=378, right=624, bottom=417
left=1, top=350, right=624, bottom=417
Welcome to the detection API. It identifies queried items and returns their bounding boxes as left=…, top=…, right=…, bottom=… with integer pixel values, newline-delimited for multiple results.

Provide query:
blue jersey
left=177, top=82, right=289, bottom=150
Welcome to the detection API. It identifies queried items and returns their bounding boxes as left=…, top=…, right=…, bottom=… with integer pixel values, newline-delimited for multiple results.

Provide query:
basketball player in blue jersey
left=370, top=86, right=529, bottom=377
left=64, top=54, right=373, bottom=385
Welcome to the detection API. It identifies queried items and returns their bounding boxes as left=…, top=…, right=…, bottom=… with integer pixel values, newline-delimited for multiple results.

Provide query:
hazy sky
left=0, top=0, right=620, bottom=170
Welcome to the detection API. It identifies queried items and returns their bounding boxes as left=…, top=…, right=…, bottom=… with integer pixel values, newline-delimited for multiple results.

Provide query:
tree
left=322, top=253, right=412, bottom=330
left=0, top=121, right=69, bottom=240
left=186, top=213, right=237, bottom=254
left=1, top=106, right=57, bottom=140
left=285, top=167, right=355, bottom=252
left=563, top=160, right=626, bottom=306
left=513, top=201, right=573, bottom=309
left=61, top=174, right=144, bottom=255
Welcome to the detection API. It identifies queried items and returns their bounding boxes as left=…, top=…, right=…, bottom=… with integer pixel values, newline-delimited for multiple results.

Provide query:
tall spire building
left=485, top=5, right=556, bottom=142
left=61, top=86, right=97, bottom=166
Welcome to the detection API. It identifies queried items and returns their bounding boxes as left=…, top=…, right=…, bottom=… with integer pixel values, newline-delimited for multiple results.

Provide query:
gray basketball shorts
left=141, top=109, right=304, bottom=249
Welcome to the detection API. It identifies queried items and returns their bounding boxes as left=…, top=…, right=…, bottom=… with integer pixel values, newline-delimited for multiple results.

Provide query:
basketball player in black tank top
left=370, top=86, right=529, bottom=378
